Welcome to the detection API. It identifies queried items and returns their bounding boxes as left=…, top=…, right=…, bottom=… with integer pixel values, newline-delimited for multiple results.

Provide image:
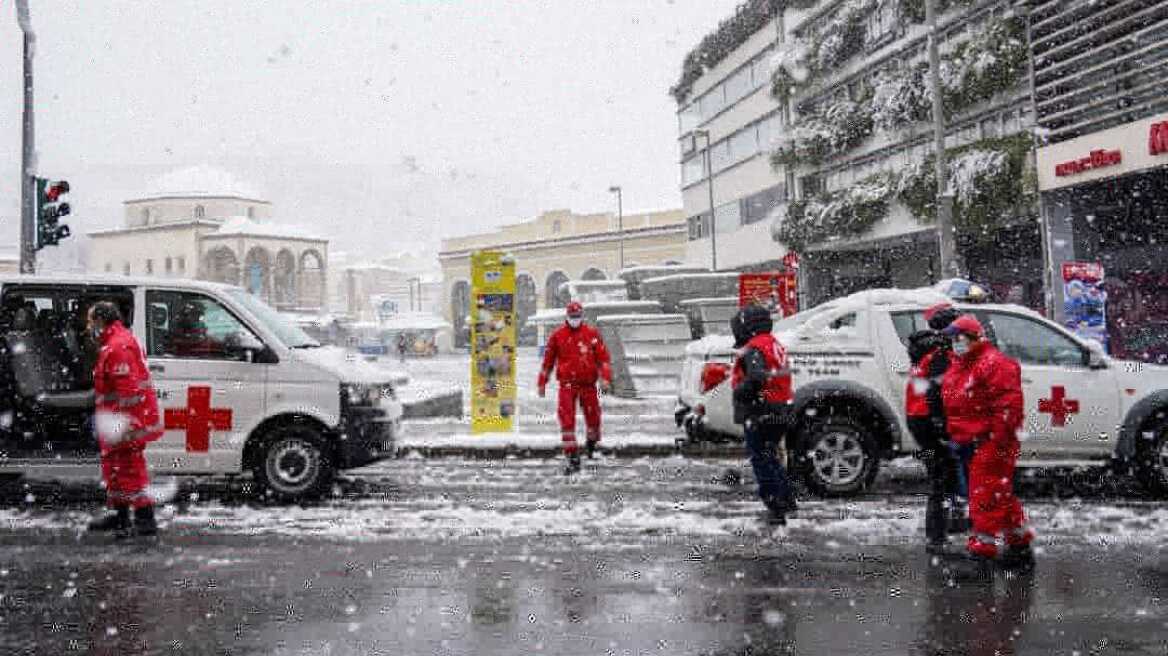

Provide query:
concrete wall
left=88, top=223, right=208, bottom=277
left=124, top=197, right=272, bottom=227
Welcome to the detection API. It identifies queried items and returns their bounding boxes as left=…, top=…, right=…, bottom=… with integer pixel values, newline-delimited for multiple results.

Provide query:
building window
left=177, top=256, right=186, bottom=273
left=145, top=259, right=154, bottom=275
left=246, top=206, right=255, bottom=219
left=194, top=205, right=205, bottom=219
left=553, top=219, right=562, bottom=234
left=165, top=257, right=173, bottom=275
left=123, top=263, right=131, bottom=276
left=141, top=207, right=151, bottom=224
left=104, top=263, right=112, bottom=273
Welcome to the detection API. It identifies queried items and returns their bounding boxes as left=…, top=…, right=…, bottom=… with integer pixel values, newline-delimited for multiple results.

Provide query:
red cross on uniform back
left=164, top=386, right=234, bottom=453
left=1039, top=385, right=1080, bottom=427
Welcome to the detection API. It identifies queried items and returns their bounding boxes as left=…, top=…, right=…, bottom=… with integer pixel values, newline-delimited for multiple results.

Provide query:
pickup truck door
left=979, top=310, right=1121, bottom=459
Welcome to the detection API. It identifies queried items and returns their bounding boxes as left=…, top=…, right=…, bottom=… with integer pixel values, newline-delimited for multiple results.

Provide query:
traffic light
left=35, top=177, right=72, bottom=249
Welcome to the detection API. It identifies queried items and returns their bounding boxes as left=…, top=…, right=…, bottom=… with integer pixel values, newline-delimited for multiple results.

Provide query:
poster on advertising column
left=738, top=272, right=799, bottom=317
left=1062, top=262, right=1108, bottom=352
left=470, top=251, right=517, bottom=433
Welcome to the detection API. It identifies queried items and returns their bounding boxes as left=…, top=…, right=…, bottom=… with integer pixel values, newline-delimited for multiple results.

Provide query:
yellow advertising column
left=470, top=251, right=517, bottom=433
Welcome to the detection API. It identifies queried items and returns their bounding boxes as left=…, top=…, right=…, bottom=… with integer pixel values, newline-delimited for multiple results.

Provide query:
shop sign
left=1054, top=149, right=1122, bottom=177
left=739, top=272, right=798, bottom=317
left=1150, top=120, right=1168, bottom=156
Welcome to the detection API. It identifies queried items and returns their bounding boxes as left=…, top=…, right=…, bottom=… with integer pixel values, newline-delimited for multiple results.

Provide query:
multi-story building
left=439, top=208, right=687, bottom=345
left=1030, top=0, right=1168, bottom=363
left=674, top=0, right=1044, bottom=308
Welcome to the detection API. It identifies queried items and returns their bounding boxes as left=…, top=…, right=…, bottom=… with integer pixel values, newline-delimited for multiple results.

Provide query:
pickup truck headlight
left=341, top=383, right=376, bottom=407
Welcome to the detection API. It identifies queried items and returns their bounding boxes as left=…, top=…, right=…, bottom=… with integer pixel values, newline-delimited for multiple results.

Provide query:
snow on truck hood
left=291, top=346, right=409, bottom=386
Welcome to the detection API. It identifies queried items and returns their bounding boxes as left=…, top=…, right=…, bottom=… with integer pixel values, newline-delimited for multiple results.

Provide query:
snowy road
left=1, top=458, right=1166, bottom=654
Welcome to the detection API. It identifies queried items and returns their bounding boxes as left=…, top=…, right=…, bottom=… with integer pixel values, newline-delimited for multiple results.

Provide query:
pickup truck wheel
left=253, top=424, right=335, bottom=502
left=796, top=419, right=880, bottom=497
left=1135, top=423, right=1168, bottom=497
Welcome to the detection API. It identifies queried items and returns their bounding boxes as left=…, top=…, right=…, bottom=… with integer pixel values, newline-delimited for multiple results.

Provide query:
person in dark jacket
left=905, top=303, right=965, bottom=551
left=731, top=305, right=796, bottom=525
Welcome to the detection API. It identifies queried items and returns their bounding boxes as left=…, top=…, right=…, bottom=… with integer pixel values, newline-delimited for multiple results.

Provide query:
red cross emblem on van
left=1038, top=386, right=1080, bottom=427
left=163, top=386, right=233, bottom=453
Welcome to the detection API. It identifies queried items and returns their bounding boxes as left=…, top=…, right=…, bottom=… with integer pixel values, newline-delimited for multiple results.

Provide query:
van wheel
left=252, top=424, right=334, bottom=502
left=1136, top=422, right=1168, bottom=497
left=795, top=418, right=880, bottom=497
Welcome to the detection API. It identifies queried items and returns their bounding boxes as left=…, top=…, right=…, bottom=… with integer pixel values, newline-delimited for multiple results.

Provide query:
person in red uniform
left=941, top=314, right=1033, bottom=564
left=905, top=303, right=964, bottom=551
left=538, top=302, right=613, bottom=475
left=86, top=301, right=164, bottom=538
left=731, top=305, right=796, bottom=525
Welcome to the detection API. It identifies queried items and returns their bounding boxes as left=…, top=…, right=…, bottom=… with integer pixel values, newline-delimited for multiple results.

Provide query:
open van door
left=0, top=283, right=135, bottom=462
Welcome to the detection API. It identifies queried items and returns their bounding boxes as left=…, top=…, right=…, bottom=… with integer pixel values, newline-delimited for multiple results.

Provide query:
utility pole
left=16, top=0, right=36, bottom=274
left=926, top=0, right=961, bottom=279
left=608, top=186, right=624, bottom=271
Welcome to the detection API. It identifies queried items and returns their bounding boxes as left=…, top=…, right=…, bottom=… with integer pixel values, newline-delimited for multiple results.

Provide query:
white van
left=0, top=275, right=402, bottom=500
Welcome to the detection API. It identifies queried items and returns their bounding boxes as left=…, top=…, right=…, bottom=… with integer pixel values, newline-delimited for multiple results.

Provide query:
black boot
left=133, top=505, right=158, bottom=537
left=584, top=440, right=598, bottom=460
left=88, top=506, right=130, bottom=535
left=762, top=497, right=788, bottom=525
left=563, top=453, right=581, bottom=476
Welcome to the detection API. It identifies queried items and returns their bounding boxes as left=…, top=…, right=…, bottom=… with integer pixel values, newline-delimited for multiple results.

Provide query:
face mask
left=952, top=338, right=970, bottom=356
left=567, top=318, right=582, bottom=329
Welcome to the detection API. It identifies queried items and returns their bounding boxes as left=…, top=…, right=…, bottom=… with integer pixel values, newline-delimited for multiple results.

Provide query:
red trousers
left=968, top=438, right=1026, bottom=542
left=100, top=445, right=153, bottom=509
left=557, top=383, right=601, bottom=455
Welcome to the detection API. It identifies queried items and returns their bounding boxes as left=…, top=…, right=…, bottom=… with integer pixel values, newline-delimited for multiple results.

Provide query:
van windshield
left=229, top=289, right=320, bottom=349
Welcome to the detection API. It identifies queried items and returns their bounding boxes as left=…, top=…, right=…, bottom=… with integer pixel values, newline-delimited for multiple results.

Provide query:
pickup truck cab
left=0, top=275, right=402, bottom=500
left=676, top=288, right=1168, bottom=497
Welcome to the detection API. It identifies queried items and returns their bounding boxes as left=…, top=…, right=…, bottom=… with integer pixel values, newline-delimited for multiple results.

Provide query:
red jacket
left=94, top=321, right=163, bottom=452
left=906, top=349, right=941, bottom=418
left=538, top=322, right=612, bottom=388
left=941, top=340, right=1024, bottom=446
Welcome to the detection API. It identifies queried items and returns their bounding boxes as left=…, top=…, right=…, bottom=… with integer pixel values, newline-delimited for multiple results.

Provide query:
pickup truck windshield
left=229, top=289, right=320, bottom=349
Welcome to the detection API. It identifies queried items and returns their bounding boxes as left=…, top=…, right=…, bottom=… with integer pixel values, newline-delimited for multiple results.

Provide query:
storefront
left=1038, top=114, right=1168, bottom=363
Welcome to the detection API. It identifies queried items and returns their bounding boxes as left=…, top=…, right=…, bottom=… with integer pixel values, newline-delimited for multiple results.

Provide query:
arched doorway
left=545, top=271, right=569, bottom=309
left=243, top=247, right=272, bottom=300
left=516, top=273, right=537, bottom=346
left=450, top=281, right=470, bottom=348
left=274, top=249, right=297, bottom=309
left=204, top=247, right=240, bottom=285
left=297, top=249, right=326, bottom=310
left=581, top=267, right=606, bottom=281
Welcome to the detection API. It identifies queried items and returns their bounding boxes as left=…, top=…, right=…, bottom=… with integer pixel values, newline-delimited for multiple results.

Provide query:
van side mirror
left=1086, top=342, right=1107, bottom=369
left=225, top=330, right=265, bottom=361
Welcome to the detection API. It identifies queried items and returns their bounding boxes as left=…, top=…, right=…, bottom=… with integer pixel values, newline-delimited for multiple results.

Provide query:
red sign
left=782, top=251, right=800, bottom=271
left=164, top=386, right=234, bottom=453
left=1039, top=386, right=1080, bottom=428
left=739, top=272, right=798, bottom=317
left=1150, top=120, right=1168, bottom=156
left=1054, top=149, right=1122, bottom=177
left=1061, top=261, right=1104, bottom=283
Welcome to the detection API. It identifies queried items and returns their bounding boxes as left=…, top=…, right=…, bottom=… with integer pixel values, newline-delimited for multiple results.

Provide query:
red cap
left=566, top=301, right=584, bottom=318
left=924, top=302, right=953, bottom=322
left=943, top=314, right=984, bottom=338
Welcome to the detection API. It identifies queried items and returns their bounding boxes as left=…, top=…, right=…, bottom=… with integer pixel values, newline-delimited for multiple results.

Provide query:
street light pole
left=693, top=130, right=717, bottom=271
left=16, top=0, right=36, bottom=275
left=926, top=0, right=961, bottom=280
left=608, top=185, right=624, bottom=271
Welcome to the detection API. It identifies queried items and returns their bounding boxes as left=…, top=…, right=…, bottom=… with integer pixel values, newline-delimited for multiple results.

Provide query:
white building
left=87, top=166, right=329, bottom=311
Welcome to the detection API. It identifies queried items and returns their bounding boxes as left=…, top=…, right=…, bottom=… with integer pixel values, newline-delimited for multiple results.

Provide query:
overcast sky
left=0, top=0, right=741, bottom=264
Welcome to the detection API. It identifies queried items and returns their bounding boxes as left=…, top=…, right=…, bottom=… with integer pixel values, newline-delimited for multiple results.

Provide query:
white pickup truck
left=675, top=289, right=1168, bottom=497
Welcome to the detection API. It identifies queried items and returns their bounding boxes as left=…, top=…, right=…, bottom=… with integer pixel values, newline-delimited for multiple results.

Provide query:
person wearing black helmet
left=730, top=304, right=796, bottom=525
left=905, top=303, right=966, bottom=552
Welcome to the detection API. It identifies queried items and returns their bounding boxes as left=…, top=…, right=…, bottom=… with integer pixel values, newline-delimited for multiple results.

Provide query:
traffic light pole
left=16, top=0, right=37, bottom=274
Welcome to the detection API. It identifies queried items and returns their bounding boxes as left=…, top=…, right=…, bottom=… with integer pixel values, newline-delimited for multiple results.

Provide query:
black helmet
left=927, top=306, right=961, bottom=331
left=742, top=304, right=773, bottom=338
left=731, top=310, right=749, bottom=348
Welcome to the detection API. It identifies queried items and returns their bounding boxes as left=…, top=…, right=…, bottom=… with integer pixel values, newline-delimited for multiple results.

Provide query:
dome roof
left=133, top=165, right=264, bottom=201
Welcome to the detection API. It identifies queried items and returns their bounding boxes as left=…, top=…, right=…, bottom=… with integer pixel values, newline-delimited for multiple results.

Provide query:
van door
left=143, top=289, right=268, bottom=474
left=0, top=284, right=134, bottom=461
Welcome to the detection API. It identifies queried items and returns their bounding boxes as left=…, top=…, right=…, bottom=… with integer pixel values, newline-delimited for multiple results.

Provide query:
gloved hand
left=600, top=380, right=612, bottom=395
left=538, top=386, right=546, bottom=398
